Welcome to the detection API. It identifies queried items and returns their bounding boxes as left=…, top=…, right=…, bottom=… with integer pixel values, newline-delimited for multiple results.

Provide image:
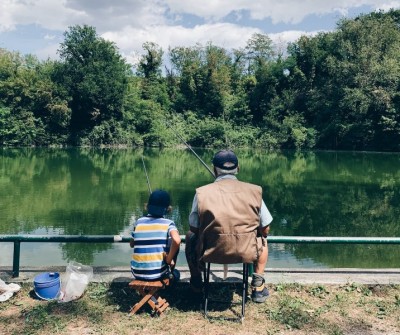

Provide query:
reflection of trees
left=290, top=244, right=400, bottom=268
left=257, top=151, right=400, bottom=267
left=1, top=148, right=400, bottom=267
left=0, top=148, right=71, bottom=233
left=61, top=243, right=106, bottom=264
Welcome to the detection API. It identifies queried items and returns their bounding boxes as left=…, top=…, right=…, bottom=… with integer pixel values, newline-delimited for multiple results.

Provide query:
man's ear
left=166, top=205, right=172, bottom=213
left=144, top=203, right=148, bottom=211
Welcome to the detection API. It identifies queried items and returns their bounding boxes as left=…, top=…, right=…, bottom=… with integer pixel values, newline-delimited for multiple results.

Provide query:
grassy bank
left=1, top=281, right=399, bottom=335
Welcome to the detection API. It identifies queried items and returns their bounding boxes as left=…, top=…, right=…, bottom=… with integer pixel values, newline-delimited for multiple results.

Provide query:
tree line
left=1, top=10, right=399, bottom=151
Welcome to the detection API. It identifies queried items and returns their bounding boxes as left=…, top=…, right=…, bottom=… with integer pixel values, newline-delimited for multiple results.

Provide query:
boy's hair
left=147, top=189, right=170, bottom=217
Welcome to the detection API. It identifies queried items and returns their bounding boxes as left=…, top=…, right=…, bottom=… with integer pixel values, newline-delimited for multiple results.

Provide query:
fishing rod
left=167, top=121, right=230, bottom=277
left=141, top=155, right=152, bottom=194
left=166, top=121, right=234, bottom=277
left=141, top=155, right=175, bottom=277
left=166, top=121, right=215, bottom=179
left=116, top=157, right=152, bottom=242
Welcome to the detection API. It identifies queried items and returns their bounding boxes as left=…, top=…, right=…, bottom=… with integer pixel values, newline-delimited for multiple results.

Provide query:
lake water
left=1, top=148, right=399, bottom=269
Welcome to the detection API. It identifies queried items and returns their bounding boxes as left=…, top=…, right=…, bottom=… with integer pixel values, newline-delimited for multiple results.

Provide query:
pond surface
left=1, top=148, right=399, bottom=269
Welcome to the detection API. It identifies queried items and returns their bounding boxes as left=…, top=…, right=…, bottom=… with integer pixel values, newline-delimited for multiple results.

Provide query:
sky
left=1, top=0, right=400, bottom=67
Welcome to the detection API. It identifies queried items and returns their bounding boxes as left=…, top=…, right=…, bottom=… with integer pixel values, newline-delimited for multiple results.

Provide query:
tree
left=244, top=33, right=275, bottom=74
left=242, top=34, right=279, bottom=125
left=169, top=44, right=204, bottom=114
left=55, top=25, right=130, bottom=143
left=169, top=43, right=232, bottom=118
left=0, top=50, right=70, bottom=145
left=287, top=10, right=400, bottom=150
left=136, top=42, right=169, bottom=106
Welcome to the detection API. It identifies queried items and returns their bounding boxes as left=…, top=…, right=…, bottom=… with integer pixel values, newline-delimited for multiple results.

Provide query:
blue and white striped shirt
left=131, top=216, right=177, bottom=280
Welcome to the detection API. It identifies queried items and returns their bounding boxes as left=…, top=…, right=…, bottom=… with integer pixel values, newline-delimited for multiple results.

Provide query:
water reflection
left=0, top=148, right=399, bottom=268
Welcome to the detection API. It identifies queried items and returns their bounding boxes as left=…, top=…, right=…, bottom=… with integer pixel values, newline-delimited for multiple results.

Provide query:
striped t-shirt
left=131, top=216, right=178, bottom=280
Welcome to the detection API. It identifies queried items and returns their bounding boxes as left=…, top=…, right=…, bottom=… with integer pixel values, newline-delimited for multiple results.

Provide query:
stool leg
left=130, top=292, right=153, bottom=314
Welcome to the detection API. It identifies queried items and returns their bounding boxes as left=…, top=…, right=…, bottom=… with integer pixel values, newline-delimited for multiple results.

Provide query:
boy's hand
left=163, top=252, right=176, bottom=269
left=168, top=259, right=176, bottom=269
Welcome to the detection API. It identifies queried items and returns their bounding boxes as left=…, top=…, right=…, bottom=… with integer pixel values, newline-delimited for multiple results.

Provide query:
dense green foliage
left=0, top=11, right=400, bottom=150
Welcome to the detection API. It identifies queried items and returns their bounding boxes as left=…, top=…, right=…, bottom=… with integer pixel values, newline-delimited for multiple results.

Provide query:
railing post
left=12, top=241, right=21, bottom=278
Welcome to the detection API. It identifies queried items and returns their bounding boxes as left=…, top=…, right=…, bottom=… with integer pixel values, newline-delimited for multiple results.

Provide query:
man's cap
left=147, top=189, right=170, bottom=217
left=212, top=150, right=238, bottom=170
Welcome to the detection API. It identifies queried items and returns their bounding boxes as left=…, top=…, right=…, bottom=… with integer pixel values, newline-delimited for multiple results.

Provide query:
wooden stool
left=129, top=278, right=170, bottom=316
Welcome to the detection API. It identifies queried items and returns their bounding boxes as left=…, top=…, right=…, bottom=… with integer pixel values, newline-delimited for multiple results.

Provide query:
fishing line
left=141, top=155, right=152, bottom=195
left=165, top=121, right=215, bottom=178
left=166, top=121, right=229, bottom=278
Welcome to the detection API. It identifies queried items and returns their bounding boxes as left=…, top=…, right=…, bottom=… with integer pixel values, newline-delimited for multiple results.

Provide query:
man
left=185, top=150, right=272, bottom=303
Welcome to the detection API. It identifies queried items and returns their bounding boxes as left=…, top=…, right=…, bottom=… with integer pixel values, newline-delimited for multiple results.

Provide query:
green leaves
left=56, top=25, right=130, bottom=142
left=1, top=10, right=400, bottom=150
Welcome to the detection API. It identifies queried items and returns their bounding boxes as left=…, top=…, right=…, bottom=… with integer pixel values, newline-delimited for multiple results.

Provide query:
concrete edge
left=2, top=266, right=400, bottom=285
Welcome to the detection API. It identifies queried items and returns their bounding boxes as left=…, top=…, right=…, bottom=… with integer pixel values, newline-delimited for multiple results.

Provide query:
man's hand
left=259, top=225, right=270, bottom=237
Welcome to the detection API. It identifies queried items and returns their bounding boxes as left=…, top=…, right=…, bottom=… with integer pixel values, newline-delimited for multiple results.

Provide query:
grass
left=0, top=281, right=399, bottom=335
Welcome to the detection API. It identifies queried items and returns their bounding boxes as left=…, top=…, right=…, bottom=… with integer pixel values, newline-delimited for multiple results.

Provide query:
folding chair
left=203, top=263, right=250, bottom=322
left=129, top=278, right=170, bottom=316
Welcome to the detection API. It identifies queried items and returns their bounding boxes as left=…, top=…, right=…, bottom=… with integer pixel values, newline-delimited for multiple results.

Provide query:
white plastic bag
left=58, top=261, right=93, bottom=302
left=0, top=278, right=21, bottom=302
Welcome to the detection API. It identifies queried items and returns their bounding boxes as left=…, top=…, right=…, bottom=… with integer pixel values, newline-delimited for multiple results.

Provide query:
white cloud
left=269, top=30, right=324, bottom=55
left=164, top=1, right=400, bottom=23
left=103, top=23, right=263, bottom=61
left=44, top=34, right=56, bottom=40
left=0, top=0, right=86, bottom=32
left=2, top=0, right=400, bottom=62
left=0, top=0, right=20, bottom=31
left=63, top=0, right=167, bottom=30
left=103, top=23, right=262, bottom=69
left=35, top=43, right=60, bottom=60
left=375, top=1, right=400, bottom=10
left=103, top=23, right=321, bottom=67
left=3, top=0, right=400, bottom=34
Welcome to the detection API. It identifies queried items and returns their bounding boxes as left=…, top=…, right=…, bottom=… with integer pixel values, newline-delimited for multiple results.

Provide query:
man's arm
left=189, top=224, right=199, bottom=234
left=259, top=200, right=273, bottom=237
left=188, top=194, right=200, bottom=234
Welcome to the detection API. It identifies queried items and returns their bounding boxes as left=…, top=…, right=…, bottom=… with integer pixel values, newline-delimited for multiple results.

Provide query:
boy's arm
left=165, top=230, right=181, bottom=266
left=130, top=222, right=137, bottom=248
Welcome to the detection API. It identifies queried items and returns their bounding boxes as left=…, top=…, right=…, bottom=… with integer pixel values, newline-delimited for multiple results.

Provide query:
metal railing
left=1, top=234, right=400, bottom=277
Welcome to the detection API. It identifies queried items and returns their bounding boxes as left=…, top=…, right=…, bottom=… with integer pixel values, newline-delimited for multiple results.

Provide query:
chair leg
left=204, top=263, right=211, bottom=317
left=241, top=263, right=247, bottom=320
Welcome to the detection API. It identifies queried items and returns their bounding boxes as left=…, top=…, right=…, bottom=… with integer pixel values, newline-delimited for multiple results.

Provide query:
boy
left=130, top=189, right=181, bottom=281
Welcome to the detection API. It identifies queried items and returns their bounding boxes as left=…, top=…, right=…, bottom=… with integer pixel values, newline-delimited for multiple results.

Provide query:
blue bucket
left=34, top=272, right=61, bottom=300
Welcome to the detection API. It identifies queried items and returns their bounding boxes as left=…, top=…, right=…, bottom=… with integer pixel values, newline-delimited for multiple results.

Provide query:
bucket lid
left=34, top=272, right=60, bottom=284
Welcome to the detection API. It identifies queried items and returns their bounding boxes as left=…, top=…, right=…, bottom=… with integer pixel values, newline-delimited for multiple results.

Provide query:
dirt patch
left=0, top=282, right=399, bottom=335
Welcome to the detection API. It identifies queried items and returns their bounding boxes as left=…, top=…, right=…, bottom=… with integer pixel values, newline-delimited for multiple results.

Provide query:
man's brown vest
left=196, top=178, right=262, bottom=264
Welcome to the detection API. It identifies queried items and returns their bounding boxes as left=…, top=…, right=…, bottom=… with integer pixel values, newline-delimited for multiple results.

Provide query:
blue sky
left=1, top=1, right=399, bottom=66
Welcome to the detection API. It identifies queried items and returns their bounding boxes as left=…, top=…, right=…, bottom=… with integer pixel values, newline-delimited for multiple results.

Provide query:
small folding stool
left=129, top=278, right=170, bottom=316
